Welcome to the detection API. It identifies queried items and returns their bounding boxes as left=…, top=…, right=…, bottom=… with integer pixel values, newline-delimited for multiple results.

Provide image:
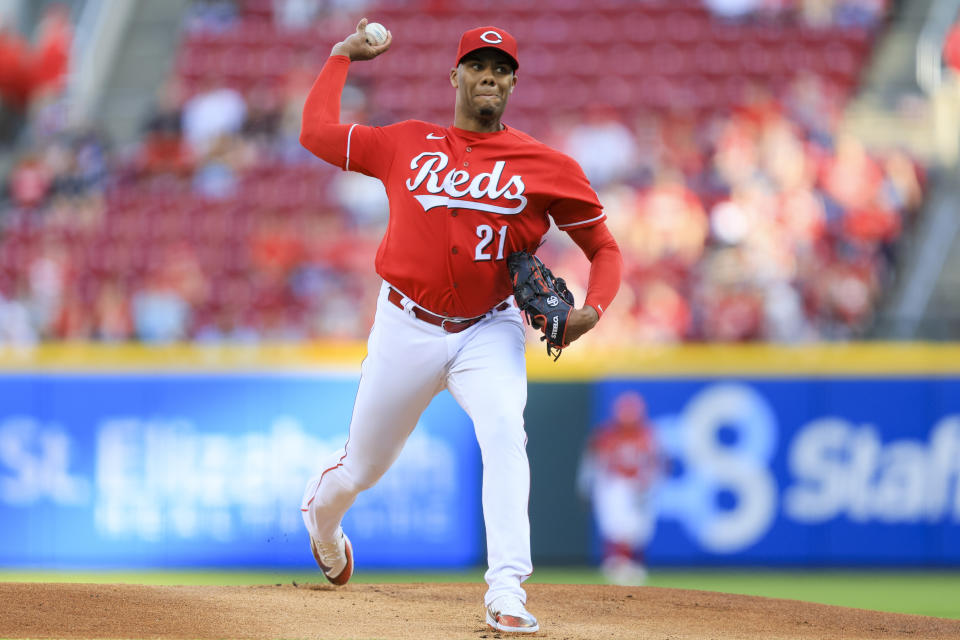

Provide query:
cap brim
left=457, top=46, right=518, bottom=70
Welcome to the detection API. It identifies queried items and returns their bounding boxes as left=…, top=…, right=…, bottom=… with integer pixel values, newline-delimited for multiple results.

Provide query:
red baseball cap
left=455, top=26, right=519, bottom=70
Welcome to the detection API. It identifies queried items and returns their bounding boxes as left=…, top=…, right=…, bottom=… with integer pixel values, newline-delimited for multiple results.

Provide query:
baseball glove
left=507, top=250, right=575, bottom=360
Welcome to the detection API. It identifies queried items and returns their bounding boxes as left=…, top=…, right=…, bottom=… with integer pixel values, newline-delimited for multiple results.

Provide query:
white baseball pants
left=592, top=475, right=656, bottom=548
left=302, top=281, right=532, bottom=606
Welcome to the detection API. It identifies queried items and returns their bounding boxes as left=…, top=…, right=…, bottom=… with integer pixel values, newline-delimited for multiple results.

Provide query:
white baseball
left=365, top=22, right=388, bottom=46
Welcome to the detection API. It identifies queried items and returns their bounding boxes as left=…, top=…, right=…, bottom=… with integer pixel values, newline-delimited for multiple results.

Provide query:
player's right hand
left=331, top=18, right=392, bottom=62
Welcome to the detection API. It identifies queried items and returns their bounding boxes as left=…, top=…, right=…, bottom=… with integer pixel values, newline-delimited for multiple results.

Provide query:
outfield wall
left=1, top=343, right=958, bottom=568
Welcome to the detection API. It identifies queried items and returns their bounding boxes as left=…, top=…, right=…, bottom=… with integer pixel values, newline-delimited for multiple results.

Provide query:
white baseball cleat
left=602, top=557, right=648, bottom=586
left=485, top=595, right=540, bottom=634
left=309, top=528, right=354, bottom=586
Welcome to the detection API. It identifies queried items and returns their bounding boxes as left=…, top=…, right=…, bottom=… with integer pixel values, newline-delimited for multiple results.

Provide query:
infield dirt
left=2, top=581, right=959, bottom=639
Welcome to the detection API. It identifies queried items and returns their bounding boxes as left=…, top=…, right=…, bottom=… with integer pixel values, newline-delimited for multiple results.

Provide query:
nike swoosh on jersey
left=426, top=133, right=446, bottom=139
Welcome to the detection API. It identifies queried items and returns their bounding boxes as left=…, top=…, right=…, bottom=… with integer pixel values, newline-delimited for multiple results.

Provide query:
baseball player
left=578, top=391, right=665, bottom=585
left=298, top=20, right=622, bottom=633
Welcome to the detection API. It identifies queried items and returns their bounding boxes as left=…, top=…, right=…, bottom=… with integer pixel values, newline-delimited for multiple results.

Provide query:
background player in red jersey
left=298, top=19, right=622, bottom=634
left=578, top=391, right=667, bottom=586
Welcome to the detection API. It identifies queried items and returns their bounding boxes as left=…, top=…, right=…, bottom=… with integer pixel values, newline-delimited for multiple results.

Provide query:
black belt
left=387, top=287, right=510, bottom=333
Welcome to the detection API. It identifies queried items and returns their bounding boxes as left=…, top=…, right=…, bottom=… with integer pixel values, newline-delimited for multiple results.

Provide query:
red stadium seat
left=692, top=42, right=735, bottom=77
left=529, top=14, right=572, bottom=45
left=780, top=41, right=819, bottom=73
left=649, top=42, right=690, bottom=76
left=817, top=42, right=861, bottom=83
left=621, top=12, right=660, bottom=44
left=233, top=17, right=274, bottom=48
left=565, top=45, right=605, bottom=77
left=239, top=0, right=273, bottom=23
left=591, top=75, right=635, bottom=109
left=737, top=40, right=780, bottom=76
left=579, top=14, right=616, bottom=45
left=662, top=11, right=709, bottom=44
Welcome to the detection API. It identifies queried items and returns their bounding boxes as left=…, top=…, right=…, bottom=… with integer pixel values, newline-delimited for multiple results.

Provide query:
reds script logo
left=405, top=151, right=527, bottom=215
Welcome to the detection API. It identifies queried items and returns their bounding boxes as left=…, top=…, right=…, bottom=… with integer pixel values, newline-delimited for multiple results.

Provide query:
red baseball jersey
left=588, top=423, right=661, bottom=486
left=302, top=56, right=610, bottom=318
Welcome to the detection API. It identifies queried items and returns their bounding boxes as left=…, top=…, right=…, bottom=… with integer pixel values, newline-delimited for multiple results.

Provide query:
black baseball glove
left=506, top=250, right=575, bottom=360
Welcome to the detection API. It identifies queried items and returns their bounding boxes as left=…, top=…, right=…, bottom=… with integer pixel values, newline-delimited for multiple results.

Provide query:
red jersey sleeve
left=567, top=220, right=622, bottom=319
left=547, top=154, right=605, bottom=230
left=541, top=152, right=620, bottom=317
left=300, top=55, right=396, bottom=179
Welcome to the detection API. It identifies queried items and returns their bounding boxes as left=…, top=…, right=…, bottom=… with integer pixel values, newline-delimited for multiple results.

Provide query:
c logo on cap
left=480, top=30, right=503, bottom=44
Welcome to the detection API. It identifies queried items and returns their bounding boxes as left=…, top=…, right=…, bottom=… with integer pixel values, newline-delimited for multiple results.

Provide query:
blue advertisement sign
left=0, top=374, right=481, bottom=568
left=4, top=370, right=958, bottom=568
left=591, top=378, right=960, bottom=566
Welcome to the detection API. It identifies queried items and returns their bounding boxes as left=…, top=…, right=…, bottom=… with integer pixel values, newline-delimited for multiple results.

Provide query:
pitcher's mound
left=2, top=581, right=959, bottom=639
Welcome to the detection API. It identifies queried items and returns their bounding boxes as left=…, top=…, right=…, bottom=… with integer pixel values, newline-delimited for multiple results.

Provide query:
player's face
left=450, top=49, right=517, bottom=121
left=614, top=392, right=647, bottom=425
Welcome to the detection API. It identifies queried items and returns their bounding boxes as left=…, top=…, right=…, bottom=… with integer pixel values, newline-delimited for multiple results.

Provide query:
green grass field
left=2, top=567, right=958, bottom=620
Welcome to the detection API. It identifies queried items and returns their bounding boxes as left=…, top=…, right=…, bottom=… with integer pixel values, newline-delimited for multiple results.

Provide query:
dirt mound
left=2, top=581, right=958, bottom=639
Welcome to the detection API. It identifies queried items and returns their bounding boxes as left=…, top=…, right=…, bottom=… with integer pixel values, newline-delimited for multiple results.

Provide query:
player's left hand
left=564, top=306, right=599, bottom=343
left=331, top=18, right=392, bottom=61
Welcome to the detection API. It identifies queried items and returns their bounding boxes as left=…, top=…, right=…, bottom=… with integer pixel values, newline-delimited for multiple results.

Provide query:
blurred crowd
left=703, top=0, right=886, bottom=26
left=0, top=0, right=926, bottom=345
left=548, top=88, right=921, bottom=343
